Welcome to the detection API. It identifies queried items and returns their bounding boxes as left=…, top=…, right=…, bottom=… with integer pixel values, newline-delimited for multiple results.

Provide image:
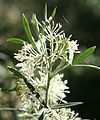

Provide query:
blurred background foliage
left=0, top=0, right=100, bottom=119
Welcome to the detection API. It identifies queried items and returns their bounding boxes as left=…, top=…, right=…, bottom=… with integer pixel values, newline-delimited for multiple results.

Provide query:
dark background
left=0, top=0, right=100, bottom=119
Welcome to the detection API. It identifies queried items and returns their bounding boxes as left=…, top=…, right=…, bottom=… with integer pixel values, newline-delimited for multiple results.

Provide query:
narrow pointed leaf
left=22, top=14, right=38, bottom=51
left=73, top=46, right=96, bottom=65
left=31, top=14, right=39, bottom=37
left=0, top=107, right=20, bottom=111
left=0, top=107, right=28, bottom=112
left=38, top=112, right=44, bottom=120
left=52, top=60, right=67, bottom=77
left=8, top=66, right=47, bottom=108
left=7, top=66, right=37, bottom=94
left=51, top=7, right=57, bottom=18
left=7, top=38, right=25, bottom=45
left=8, top=66, right=26, bottom=79
left=73, top=64, right=100, bottom=70
left=51, top=102, right=83, bottom=109
left=49, top=7, right=57, bottom=21
left=44, top=3, right=47, bottom=21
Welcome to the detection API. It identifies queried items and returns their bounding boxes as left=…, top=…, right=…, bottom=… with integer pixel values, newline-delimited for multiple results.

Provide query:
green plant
left=2, top=4, right=100, bottom=120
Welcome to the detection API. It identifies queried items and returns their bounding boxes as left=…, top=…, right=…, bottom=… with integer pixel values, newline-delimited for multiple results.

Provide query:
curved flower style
left=43, top=21, right=65, bottom=41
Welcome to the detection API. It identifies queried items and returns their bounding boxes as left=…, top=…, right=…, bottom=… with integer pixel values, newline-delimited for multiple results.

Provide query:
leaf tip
left=22, top=13, right=26, bottom=21
left=93, top=46, right=96, bottom=49
left=6, top=38, right=10, bottom=42
left=22, top=13, right=25, bottom=17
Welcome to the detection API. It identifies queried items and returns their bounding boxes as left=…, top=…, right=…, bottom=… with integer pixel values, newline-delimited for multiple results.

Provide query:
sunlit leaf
left=22, top=14, right=38, bottom=52
left=73, top=46, right=96, bottom=65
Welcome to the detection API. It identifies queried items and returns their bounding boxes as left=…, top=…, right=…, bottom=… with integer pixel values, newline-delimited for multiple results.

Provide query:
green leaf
left=72, top=64, right=100, bottom=70
left=51, top=60, right=69, bottom=77
left=31, top=14, right=39, bottom=37
left=8, top=66, right=25, bottom=78
left=8, top=66, right=47, bottom=108
left=22, top=14, right=38, bottom=52
left=51, top=102, right=83, bottom=109
left=7, top=38, right=25, bottom=45
left=73, top=46, right=96, bottom=65
left=0, top=107, right=28, bottom=112
left=51, top=61, right=65, bottom=77
left=51, top=7, right=57, bottom=18
left=38, top=112, right=44, bottom=120
left=8, top=66, right=37, bottom=93
left=49, top=7, right=57, bottom=21
left=44, top=3, right=47, bottom=21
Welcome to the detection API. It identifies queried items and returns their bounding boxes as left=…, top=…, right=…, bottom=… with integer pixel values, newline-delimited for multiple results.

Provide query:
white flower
left=32, top=71, right=48, bottom=101
left=48, top=74, right=70, bottom=104
left=14, top=42, right=47, bottom=78
left=42, top=108, right=81, bottom=120
left=29, top=72, right=69, bottom=104
left=14, top=43, right=35, bottom=62
left=68, top=40, right=79, bottom=53
left=28, top=72, right=69, bottom=105
left=16, top=79, right=41, bottom=112
left=67, top=35, right=80, bottom=64
left=43, top=21, right=65, bottom=41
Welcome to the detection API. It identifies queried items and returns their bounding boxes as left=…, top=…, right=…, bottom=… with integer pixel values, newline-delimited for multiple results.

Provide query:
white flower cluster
left=18, top=107, right=81, bottom=120
left=48, top=74, right=69, bottom=104
left=14, top=19, right=81, bottom=119
left=14, top=43, right=47, bottom=79
left=16, top=74, right=75, bottom=120
left=43, top=108, right=81, bottom=120
left=16, top=73, right=69, bottom=109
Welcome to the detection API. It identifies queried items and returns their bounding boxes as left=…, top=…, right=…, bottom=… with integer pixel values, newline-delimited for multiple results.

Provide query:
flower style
left=43, top=21, right=65, bottom=41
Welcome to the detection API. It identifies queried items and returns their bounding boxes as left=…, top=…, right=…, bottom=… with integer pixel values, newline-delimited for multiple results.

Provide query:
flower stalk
left=45, top=71, right=51, bottom=106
